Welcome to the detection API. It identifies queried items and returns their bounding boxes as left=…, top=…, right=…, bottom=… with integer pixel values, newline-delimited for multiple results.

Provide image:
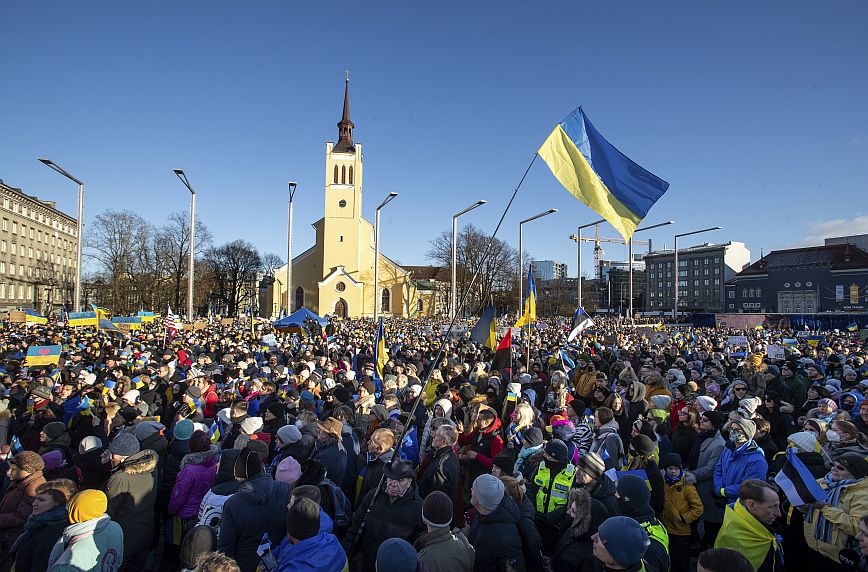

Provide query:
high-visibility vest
left=534, top=461, right=576, bottom=514
left=641, top=520, right=670, bottom=553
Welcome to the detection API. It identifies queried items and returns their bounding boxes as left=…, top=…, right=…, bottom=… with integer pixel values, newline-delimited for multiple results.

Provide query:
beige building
left=262, top=80, right=439, bottom=319
left=0, top=180, right=78, bottom=313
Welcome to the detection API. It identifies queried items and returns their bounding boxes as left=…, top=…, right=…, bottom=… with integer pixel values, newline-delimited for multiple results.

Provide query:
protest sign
left=727, top=335, right=749, bottom=347
left=766, top=345, right=786, bottom=360
left=24, top=345, right=61, bottom=366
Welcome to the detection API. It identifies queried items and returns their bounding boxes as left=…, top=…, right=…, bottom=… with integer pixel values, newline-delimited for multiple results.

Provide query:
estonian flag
left=567, top=307, right=595, bottom=342
left=514, top=267, right=537, bottom=328
left=538, top=107, right=669, bottom=241
left=470, top=305, right=497, bottom=351
left=492, top=328, right=512, bottom=374
left=560, top=349, right=576, bottom=369
left=774, top=448, right=827, bottom=506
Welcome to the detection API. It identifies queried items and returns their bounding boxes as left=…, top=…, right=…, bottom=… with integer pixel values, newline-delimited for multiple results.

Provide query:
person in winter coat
left=551, top=486, right=609, bottom=572
left=0, top=451, right=46, bottom=554
left=514, top=427, right=545, bottom=480
left=498, top=475, right=545, bottom=572
left=311, top=417, right=348, bottom=485
left=660, top=453, right=704, bottom=572
left=685, top=410, right=727, bottom=548
left=356, top=428, right=396, bottom=505
left=74, top=436, right=111, bottom=490
left=104, top=433, right=158, bottom=572
left=625, top=434, right=666, bottom=516
left=196, top=448, right=240, bottom=533
left=590, top=407, right=624, bottom=471
left=2, top=479, right=71, bottom=572
left=218, top=447, right=291, bottom=572
left=168, top=430, right=218, bottom=526
left=418, top=425, right=462, bottom=525
left=458, top=406, right=505, bottom=485
left=575, top=451, right=619, bottom=516
left=625, top=377, right=649, bottom=427
left=46, top=489, right=125, bottom=572
left=39, top=421, right=74, bottom=461
left=615, top=474, right=671, bottom=572
left=466, top=474, right=526, bottom=572
left=415, top=491, right=474, bottom=572
left=271, top=497, right=348, bottom=572
left=344, top=460, right=425, bottom=572
left=394, top=411, right=420, bottom=466
left=161, top=418, right=193, bottom=510
left=713, top=418, right=768, bottom=504
left=758, top=393, right=796, bottom=451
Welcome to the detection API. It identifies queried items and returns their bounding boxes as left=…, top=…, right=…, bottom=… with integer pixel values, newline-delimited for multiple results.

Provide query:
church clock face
left=335, top=281, right=346, bottom=292
left=338, top=199, right=347, bottom=208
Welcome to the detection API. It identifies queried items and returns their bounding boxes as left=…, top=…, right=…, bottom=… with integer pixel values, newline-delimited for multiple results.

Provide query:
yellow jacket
left=661, top=474, right=704, bottom=536
left=804, top=477, right=868, bottom=562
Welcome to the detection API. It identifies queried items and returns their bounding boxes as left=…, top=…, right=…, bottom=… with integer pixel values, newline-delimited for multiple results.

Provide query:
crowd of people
left=0, top=313, right=867, bottom=572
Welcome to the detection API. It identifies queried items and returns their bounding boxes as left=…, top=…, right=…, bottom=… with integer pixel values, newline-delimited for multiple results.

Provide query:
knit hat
left=818, top=397, right=838, bottom=410
left=649, top=395, right=672, bottom=410
left=696, top=396, right=717, bottom=412
left=134, top=421, right=165, bottom=442
left=332, top=386, right=351, bottom=404
left=376, top=538, right=418, bottom=572
left=362, top=380, right=376, bottom=396
left=180, top=525, right=217, bottom=569
left=42, top=421, right=67, bottom=441
left=67, top=490, right=108, bottom=524
left=299, top=390, right=315, bottom=404
left=240, top=416, right=264, bottom=435
left=544, top=439, right=569, bottom=464
left=576, top=451, right=606, bottom=480
left=836, top=452, right=868, bottom=479
left=275, top=456, right=302, bottom=485
left=12, top=451, right=45, bottom=474
left=493, top=449, right=516, bottom=475
left=738, top=396, right=762, bottom=418
left=788, top=431, right=819, bottom=453
left=108, top=432, right=141, bottom=457
left=277, top=424, right=302, bottom=445
left=616, top=474, right=651, bottom=513
left=118, top=406, right=140, bottom=424
left=79, top=436, right=102, bottom=454
left=42, top=450, right=65, bottom=470
left=702, top=410, right=726, bottom=430
left=122, top=389, right=140, bottom=403
left=422, top=491, right=453, bottom=528
left=661, top=452, right=683, bottom=469
left=285, top=497, right=321, bottom=541
left=30, top=384, right=53, bottom=401
left=173, top=419, right=194, bottom=441
left=246, top=440, right=269, bottom=464
left=569, top=399, right=588, bottom=417
left=523, top=427, right=544, bottom=448
left=234, top=447, right=264, bottom=479
left=597, top=516, right=650, bottom=567
left=472, top=474, right=505, bottom=512
left=706, top=383, right=721, bottom=396
left=730, top=418, right=757, bottom=440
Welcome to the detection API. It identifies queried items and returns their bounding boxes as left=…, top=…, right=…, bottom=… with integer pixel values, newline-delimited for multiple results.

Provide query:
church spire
left=334, top=73, right=355, bottom=153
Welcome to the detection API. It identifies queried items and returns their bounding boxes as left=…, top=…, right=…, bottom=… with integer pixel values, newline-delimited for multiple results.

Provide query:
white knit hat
left=788, top=431, right=819, bottom=453
left=696, top=396, right=718, bottom=412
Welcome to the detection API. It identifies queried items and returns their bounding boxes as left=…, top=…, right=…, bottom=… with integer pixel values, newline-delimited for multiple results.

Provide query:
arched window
left=380, top=288, right=390, bottom=313
left=348, top=166, right=354, bottom=185
left=341, top=166, right=346, bottom=184
left=333, top=165, right=338, bottom=184
left=294, top=287, right=304, bottom=312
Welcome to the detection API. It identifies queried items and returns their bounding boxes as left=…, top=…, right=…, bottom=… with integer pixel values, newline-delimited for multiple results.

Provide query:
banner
left=782, top=338, right=798, bottom=347
left=24, top=345, right=62, bottom=366
left=113, top=316, right=143, bottom=330
left=766, top=345, right=786, bottom=360
left=221, top=318, right=234, bottom=326
left=67, top=311, right=98, bottom=327
left=193, top=322, right=207, bottom=331
left=727, top=335, right=749, bottom=347
left=649, top=331, right=670, bottom=345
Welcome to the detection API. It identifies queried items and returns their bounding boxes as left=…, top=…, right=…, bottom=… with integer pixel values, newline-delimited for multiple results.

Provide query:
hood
left=630, top=379, right=647, bottom=402
left=778, top=401, right=795, bottom=415
left=522, top=388, right=537, bottom=405
left=432, top=398, right=453, bottom=418
left=180, top=447, right=220, bottom=470
left=598, top=420, right=620, bottom=434
left=120, top=449, right=159, bottom=475
left=839, top=391, right=865, bottom=416
left=480, top=416, right=503, bottom=435
left=237, top=473, right=277, bottom=505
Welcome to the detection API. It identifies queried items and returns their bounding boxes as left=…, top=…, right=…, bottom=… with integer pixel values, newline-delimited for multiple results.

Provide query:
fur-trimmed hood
left=180, top=446, right=220, bottom=470
left=118, top=448, right=159, bottom=474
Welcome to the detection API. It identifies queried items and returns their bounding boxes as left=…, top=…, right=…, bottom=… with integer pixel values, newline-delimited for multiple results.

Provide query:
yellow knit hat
left=68, top=489, right=107, bottom=524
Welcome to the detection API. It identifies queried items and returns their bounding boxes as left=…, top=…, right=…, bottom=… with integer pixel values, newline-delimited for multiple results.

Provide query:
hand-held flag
left=567, top=307, right=595, bottom=342
left=470, top=305, right=497, bottom=351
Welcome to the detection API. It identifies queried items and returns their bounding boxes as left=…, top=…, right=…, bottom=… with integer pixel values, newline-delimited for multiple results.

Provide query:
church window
left=335, top=281, right=346, bottom=292
left=341, top=166, right=346, bottom=184
left=380, top=288, right=390, bottom=313
left=339, top=235, right=343, bottom=242
left=348, top=166, right=354, bottom=184
left=333, top=165, right=338, bottom=184
left=338, top=200, right=347, bottom=208
left=294, top=287, right=304, bottom=312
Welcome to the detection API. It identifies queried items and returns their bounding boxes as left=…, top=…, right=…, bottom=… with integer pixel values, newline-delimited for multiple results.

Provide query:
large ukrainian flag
left=514, top=267, right=537, bottom=328
left=538, top=107, right=670, bottom=241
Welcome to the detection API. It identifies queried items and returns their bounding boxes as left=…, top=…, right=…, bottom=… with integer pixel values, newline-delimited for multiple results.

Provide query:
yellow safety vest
left=534, top=462, right=576, bottom=514
left=641, top=520, right=670, bottom=553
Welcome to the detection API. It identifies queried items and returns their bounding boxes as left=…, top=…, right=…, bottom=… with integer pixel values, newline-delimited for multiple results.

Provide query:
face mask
left=729, top=432, right=747, bottom=446
left=826, top=430, right=841, bottom=443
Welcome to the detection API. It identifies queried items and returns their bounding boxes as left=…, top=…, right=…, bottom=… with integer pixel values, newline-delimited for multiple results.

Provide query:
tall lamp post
left=569, top=219, right=605, bottom=311
left=38, top=158, right=84, bottom=313
left=518, top=209, right=558, bottom=316
left=629, top=220, right=674, bottom=321
left=673, top=226, right=721, bottom=321
left=173, top=169, right=196, bottom=320
left=373, top=192, right=398, bottom=321
left=287, top=181, right=298, bottom=312
left=451, top=200, right=486, bottom=319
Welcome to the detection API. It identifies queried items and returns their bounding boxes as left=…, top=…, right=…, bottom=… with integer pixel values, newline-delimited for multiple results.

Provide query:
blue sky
left=2, top=1, right=867, bottom=277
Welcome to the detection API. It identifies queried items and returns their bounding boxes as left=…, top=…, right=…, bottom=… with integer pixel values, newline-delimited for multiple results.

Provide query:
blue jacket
left=272, top=532, right=347, bottom=572
left=713, top=440, right=768, bottom=501
left=398, top=427, right=420, bottom=466
left=839, top=391, right=865, bottom=419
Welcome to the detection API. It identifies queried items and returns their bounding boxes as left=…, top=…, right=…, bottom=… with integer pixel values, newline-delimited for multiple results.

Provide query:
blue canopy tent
left=273, top=307, right=327, bottom=330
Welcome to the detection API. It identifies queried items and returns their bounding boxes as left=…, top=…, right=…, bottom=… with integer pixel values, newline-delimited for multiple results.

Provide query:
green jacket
left=415, top=526, right=475, bottom=572
left=47, top=516, right=125, bottom=572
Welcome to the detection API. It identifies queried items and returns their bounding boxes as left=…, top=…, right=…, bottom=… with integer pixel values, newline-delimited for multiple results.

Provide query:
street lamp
left=451, top=200, right=486, bottom=319
left=287, top=181, right=298, bottom=313
left=373, top=192, right=398, bottom=321
left=173, top=169, right=196, bottom=320
left=518, top=209, right=557, bottom=317
left=673, top=226, right=721, bottom=321
left=569, top=219, right=605, bottom=312
left=38, top=158, right=84, bottom=313
left=630, top=220, right=674, bottom=321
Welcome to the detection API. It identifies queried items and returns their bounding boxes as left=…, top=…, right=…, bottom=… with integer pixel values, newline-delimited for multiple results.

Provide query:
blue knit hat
left=597, top=516, right=649, bottom=567
left=376, top=538, right=418, bottom=572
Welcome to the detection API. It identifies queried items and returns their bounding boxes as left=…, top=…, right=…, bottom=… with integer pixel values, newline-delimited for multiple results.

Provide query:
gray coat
left=689, top=432, right=726, bottom=523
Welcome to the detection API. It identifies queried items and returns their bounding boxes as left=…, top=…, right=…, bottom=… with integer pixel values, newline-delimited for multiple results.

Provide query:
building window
left=381, top=288, right=390, bottom=312
left=333, top=165, right=338, bottom=184
left=294, top=287, right=304, bottom=311
left=417, top=300, right=424, bottom=313
left=728, top=290, right=735, bottom=299
left=341, top=166, right=346, bottom=184
left=742, top=289, right=747, bottom=298
left=756, top=288, right=762, bottom=298
left=335, top=281, right=346, bottom=292
left=348, top=166, right=354, bottom=185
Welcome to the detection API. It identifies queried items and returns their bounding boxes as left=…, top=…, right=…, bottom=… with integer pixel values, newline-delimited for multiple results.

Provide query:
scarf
left=514, top=443, right=543, bottom=474
left=807, top=477, right=859, bottom=543
left=10, top=505, right=68, bottom=553
left=664, top=470, right=684, bottom=485
left=506, top=422, right=527, bottom=448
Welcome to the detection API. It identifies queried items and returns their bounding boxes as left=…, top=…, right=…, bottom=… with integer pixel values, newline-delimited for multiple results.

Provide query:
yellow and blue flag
left=538, top=107, right=670, bottom=241
left=514, top=266, right=536, bottom=328
left=90, top=304, right=111, bottom=320
left=23, top=345, right=61, bottom=366
left=848, top=322, right=859, bottom=333
left=374, top=317, right=388, bottom=383
left=470, top=305, right=497, bottom=351
left=24, top=309, right=48, bottom=325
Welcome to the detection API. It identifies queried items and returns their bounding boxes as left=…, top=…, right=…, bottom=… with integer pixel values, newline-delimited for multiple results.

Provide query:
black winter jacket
left=106, top=449, right=159, bottom=559
left=467, top=495, right=527, bottom=572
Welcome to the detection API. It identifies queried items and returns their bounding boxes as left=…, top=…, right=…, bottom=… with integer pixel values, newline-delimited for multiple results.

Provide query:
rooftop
left=737, top=243, right=868, bottom=275
left=403, top=265, right=451, bottom=282
left=645, top=241, right=738, bottom=257
left=0, top=179, right=77, bottom=222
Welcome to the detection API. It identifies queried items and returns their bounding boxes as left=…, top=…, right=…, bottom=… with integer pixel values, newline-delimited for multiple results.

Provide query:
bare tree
left=261, top=253, right=284, bottom=278
left=157, top=211, right=213, bottom=310
left=202, top=240, right=262, bottom=316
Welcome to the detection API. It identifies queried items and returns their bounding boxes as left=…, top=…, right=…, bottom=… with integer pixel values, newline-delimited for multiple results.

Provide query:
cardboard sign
left=112, top=317, right=143, bottom=330
left=193, top=322, right=207, bottom=331
left=9, top=310, right=26, bottom=323
left=221, top=318, right=234, bottom=326
left=650, top=331, right=670, bottom=345
left=727, top=335, right=749, bottom=347
left=766, top=345, right=786, bottom=360
left=67, top=311, right=98, bottom=327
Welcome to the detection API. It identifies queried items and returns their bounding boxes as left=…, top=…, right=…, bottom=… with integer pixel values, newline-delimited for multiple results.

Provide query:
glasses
left=734, top=388, right=747, bottom=392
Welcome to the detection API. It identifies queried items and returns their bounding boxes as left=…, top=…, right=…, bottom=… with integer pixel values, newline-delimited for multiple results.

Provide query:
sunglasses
left=735, top=387, right=747, bottom=392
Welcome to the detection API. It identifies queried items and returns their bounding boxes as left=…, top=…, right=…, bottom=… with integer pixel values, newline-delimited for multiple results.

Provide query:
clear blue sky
left=2, top=1, right=867, bottom=277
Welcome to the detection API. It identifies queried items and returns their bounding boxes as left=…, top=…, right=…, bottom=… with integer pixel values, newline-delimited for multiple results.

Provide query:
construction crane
left=569, top=223, right=650, bottom=282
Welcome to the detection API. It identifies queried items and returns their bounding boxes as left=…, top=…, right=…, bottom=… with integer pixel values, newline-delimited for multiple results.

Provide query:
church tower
left=322, top=76, right=364, bottom=277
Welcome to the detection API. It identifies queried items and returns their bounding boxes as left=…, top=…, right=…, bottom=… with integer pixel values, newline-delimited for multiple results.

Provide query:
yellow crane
left=569, top=223, right=650, bottom=282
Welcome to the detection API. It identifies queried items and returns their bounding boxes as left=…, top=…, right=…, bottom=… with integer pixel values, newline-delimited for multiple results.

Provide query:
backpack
left=320, top=478, right=352, bottom=528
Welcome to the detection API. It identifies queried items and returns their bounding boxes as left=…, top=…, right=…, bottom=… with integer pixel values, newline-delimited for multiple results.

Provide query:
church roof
left=333, top=77, right=355, bottom=154
left=403, top=265, right=451, bottom=282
